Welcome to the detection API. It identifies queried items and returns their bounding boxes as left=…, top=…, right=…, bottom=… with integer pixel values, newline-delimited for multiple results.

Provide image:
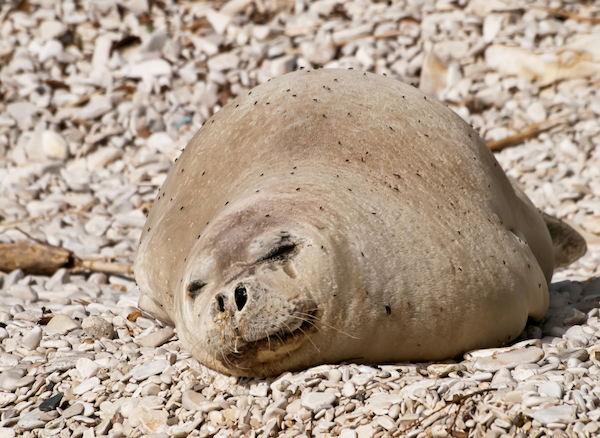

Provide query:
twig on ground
left=486, top=115, right=570, bottom=151
left=544, top=8, right=600, bottom=24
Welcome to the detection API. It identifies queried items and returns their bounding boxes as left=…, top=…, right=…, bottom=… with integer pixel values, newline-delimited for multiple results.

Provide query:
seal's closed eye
left=187, top=280, right=206, bottom=299
left=259, top=242, right=296, bottom=263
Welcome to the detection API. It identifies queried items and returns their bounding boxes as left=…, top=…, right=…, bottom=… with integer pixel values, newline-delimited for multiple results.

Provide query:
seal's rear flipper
left=542, top=212, right=587, bottom=269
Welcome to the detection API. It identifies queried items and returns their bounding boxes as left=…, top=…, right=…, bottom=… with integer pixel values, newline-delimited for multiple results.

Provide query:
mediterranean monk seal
left=134, top=69, right=586, bottom=377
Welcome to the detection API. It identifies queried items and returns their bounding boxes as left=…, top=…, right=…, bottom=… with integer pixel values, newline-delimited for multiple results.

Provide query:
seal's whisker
left=293, top=313, right=360, bottom=340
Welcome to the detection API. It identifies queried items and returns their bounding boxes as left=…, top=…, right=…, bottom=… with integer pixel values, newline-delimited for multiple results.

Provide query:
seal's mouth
left=223, top=307, right=318, bottom=367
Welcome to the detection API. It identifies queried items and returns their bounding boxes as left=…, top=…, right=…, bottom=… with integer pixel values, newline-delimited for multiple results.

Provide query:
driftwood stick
left=0, top=242, right=135, bottom=278
left=486, top=115, right=570, bottom=151
left=545, top=8, right=600, bottom=24
left=0, top=243, right=79, bottom=276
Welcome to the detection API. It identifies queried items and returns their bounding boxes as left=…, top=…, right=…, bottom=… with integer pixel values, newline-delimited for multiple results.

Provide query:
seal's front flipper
left=542, top=212, right=587, bottom=269
left=139, top=294, right=175, bottom=326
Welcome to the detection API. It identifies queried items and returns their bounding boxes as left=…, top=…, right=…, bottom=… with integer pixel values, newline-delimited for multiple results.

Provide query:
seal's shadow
left=524, top=276, right=600, bottom=343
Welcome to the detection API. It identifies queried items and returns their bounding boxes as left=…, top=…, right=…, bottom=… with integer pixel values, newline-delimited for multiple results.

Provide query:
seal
left=134, top=69, right=586, bottom=377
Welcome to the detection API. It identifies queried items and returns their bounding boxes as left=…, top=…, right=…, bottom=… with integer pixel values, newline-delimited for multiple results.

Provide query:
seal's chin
left=221, top=307, right=318, bottom=369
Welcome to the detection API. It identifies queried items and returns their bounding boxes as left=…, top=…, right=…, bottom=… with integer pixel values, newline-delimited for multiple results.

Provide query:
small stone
left=181, top=390, right=206, bottom=411
left=427, top=363, right=466, bottom=378
left=39, top=393, right=64, bottom=412
left=138, top=327, right=175, bottom=348
left=342, top=381, right=356, bottom=397
left=82, top=316, right=114, bottom=340
left=40, top=20, right=67, bottom=39
left=0, top=428, right=15, bottom=438
left=132, top=360, right=169, bottom=380
left=526, top=102, right=547, bottom=123
left=8, top=284, right=38, bottom=302
left=139, top=409, right=168, bottom=434
left=301, top=392, right=337, bottom=412
left=39, top=40, right=63, bottom=62
left=73, top=377, right=100, bottom=395
left=76, top=358, right=101, bottom=379
left=538, top=381, right=563, bottom=399
left=129, top=59, right=173, bottom=78
left=249, top=384, right=269, bottom=397
left=0, top=368, right=27, bottom=391
left=377, top=415, right=397, bottom=431
left=206, top=10, right=231, bottom=35
left=79, top=96, right=112, bottom=120
left=355, top=423, right=373, bottom=438
left=62, top=403, right=84, bottom=419
left=21, top=326, right=42, bottom=349
left=45, top=314, right=80, bottom=335
left=0, top=393, right=17, bottom=408
left=367, top=394, right=402, bottom=415
left=473, top=347, right=544, bottom=372
left=207, top=52, right=240, bottom=72
left=17, top=409, right=46, bottom=430
left=338, top=430, right=357, bottom=438
left=42, top=131, right=68, bottom=160
left=531, top=405, right=576, bottom=425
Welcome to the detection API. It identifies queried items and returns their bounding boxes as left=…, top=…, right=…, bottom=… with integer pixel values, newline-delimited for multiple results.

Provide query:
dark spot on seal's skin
left=323, top=114, right=326, bottom=118
left=425, top=134, right=429, bottom=138
left=260, top=173, right=264, bottom=176
left=265, top=214, right=270, bottom=217
left=254, top=101, right=257, bottom=105
left=174, top=158, right=178, bottom=162
left=147, top=228, right=150, bottom=232
left=361, top=252, right=364, bottom=257
left=539, top=284, right=542, bottom=288
left=202, top=172, right=205, bottom=176
left=292, top=95, right=296, bottom=97
left=389, top=126, right=394, bottom=131
left=182, top=169, right=184, bottom=172
left=236, top=104, right=239, bottom=108
left=197, top=235, right=201, bottom=239
left=385, top=305, right=391, bottom=315
left=225, top=201, right=229, bottom=205
left=248, top=91, right=252, bottom=95
left=296, top=188, right=300, bottom=191
left=180, top=206, right=184, bottom=210
left=187, top=281, right=206, bottom=299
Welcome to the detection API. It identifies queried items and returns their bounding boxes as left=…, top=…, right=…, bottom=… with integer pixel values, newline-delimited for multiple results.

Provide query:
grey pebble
left=82, top=315, right=114, bottom=340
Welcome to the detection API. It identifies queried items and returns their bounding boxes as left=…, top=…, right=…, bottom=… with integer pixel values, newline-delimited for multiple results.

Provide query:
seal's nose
left=215, top=294, right=226, bottom=312
left=234, top=284, right=248, bottom=311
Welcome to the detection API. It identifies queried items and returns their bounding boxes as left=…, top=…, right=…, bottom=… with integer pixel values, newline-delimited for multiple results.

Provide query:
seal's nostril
left=216, top=294, right=225, bottom=312
left=235, top=284, right=247, bottom=311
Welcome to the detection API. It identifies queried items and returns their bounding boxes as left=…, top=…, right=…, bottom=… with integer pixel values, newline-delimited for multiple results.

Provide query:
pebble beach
left=1, top=1, right=600, bottom=437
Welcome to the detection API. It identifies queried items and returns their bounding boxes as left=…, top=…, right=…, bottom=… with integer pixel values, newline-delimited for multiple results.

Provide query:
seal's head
left=175, top=193, right=335, bottom=376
